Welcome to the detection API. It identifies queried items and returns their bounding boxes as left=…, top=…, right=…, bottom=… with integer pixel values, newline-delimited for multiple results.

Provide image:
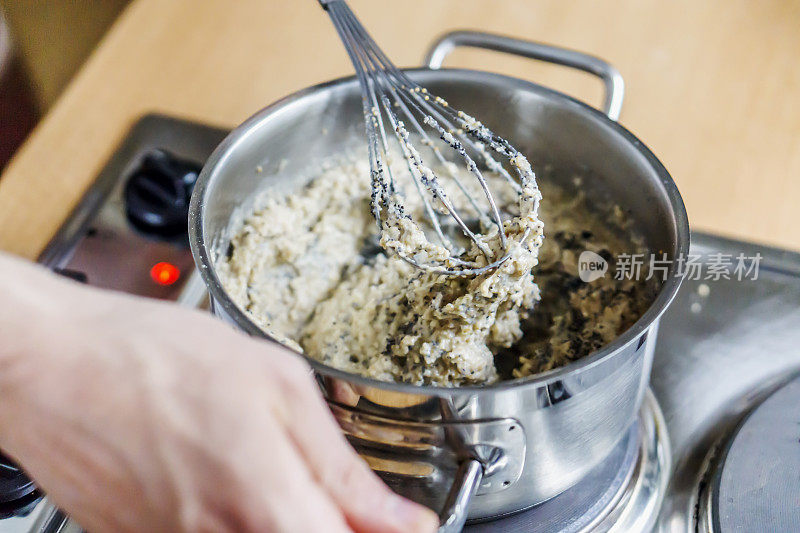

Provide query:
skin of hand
left=0, top=254, right=438, bottom=533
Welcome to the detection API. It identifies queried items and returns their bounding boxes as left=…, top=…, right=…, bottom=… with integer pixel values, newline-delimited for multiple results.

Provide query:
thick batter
left=218, top=154, right=655, bottom=386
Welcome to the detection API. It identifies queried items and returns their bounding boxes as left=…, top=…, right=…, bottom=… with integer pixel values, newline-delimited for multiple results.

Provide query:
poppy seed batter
left=218, top=154, right=655, bottom=386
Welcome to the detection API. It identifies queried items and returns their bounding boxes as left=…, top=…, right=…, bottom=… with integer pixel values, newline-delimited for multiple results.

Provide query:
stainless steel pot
left=189, top=31, right=689, bottom=531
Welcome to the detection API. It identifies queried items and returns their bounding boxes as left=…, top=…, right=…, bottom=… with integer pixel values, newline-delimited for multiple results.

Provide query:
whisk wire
left=324, top=0, right=539, bottom=275
left=343, top=13, right=524, bottom=197
left=334, top=5, right=492, bottom=259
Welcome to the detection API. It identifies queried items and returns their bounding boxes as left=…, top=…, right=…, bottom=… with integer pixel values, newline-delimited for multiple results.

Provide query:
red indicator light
left=150, top=262, right=180, bottom=286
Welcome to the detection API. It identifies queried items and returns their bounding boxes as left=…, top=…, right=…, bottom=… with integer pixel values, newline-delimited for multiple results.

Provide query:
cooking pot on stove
left=188, top=31, right=689, bottom=531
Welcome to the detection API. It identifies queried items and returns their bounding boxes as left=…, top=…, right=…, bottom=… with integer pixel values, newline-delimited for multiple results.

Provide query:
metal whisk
left=319, top=0, right=539, bottom=276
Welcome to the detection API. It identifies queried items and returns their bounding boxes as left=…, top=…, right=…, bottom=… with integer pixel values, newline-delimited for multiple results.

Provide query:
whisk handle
left=425, top=30, right=625, bottom=121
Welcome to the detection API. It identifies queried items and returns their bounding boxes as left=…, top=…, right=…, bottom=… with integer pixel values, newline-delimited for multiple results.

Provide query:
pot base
left=466, top=390, right=669, bottom=532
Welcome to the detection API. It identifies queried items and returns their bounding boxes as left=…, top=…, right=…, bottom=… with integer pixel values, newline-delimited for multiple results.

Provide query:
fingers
left=180, top=349, right=359, bottom=533
left=272, top=358, right=438, bottom=533
left=218, top=416, right=355, bottom=533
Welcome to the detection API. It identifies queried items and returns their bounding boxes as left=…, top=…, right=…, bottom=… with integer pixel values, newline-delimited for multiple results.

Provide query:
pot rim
left=188, top=67, right=690, bottom=396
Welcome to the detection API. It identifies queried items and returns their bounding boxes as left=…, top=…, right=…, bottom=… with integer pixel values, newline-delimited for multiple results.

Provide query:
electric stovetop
left=7, top=114, right=796, bottom=533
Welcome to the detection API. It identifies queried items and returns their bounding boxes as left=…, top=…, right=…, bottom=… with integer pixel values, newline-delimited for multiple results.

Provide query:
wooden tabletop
left=1, top=0, right=799, bottom=259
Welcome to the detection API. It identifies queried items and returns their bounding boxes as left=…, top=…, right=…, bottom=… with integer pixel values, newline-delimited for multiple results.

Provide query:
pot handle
left=424, top=30, right=625, bottom=121
left=438, top=458, right=483, bottom=533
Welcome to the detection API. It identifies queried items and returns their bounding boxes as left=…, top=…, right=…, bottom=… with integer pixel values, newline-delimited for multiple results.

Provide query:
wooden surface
left=2, top=0, right=130, bottom=108
left=1, top=0, right=799, bottom=259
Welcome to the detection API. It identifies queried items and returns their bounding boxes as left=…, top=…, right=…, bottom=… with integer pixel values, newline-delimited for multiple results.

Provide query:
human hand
left=0, top=255, right=437, bottom=533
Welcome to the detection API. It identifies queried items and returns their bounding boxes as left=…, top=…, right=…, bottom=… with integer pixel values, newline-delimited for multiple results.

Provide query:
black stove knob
left=124, top=149, right=202, bottom=241
left=0, top=450, right=38, bottom=513
left=0, top=453, right=20, bottom=478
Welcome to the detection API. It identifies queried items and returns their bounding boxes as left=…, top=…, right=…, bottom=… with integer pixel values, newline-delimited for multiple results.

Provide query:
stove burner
left=466, top=391, right=670, bottom=532
left=0, top=452, right=39, bottom=516
left=699, top=375, right=800, bottom=533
